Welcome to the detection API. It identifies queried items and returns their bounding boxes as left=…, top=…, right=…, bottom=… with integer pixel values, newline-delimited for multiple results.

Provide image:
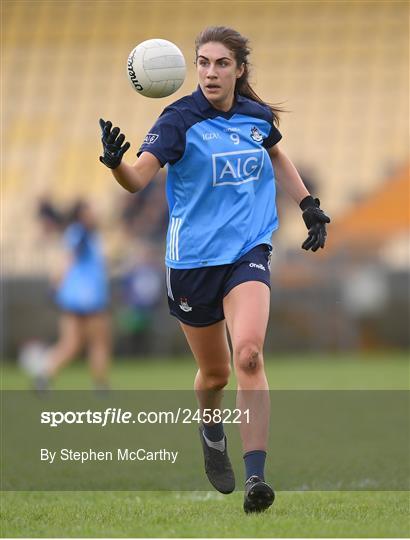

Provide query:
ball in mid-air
left=127, top=39, right=186, bottom=98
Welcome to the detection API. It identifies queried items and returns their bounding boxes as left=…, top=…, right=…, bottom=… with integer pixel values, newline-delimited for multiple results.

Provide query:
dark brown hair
left=195, top=26, right=284, bottom=126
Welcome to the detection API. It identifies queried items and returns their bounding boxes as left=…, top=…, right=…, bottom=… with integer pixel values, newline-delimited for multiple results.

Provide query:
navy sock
left=244, top=450, right=266, bottom=481
left=203, top=422, right=224, bottom=442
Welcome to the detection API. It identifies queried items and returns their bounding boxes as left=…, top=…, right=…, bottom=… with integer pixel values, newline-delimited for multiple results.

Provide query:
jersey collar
left=193, top=85, right=246, bottom=115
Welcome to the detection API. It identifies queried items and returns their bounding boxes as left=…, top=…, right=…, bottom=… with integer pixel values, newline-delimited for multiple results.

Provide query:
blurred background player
left=21, top=199, right=112, bottom=391
left=98, top=26, right=330, bottom=513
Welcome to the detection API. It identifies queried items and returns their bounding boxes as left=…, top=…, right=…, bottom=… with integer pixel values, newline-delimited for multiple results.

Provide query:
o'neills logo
left=127, top=52, right=143, bottom=91
left=249, top=262, right=266, bottom=271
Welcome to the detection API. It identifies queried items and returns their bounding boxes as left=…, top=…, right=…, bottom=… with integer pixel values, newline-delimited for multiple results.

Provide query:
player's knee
left=235, top=342, right=263, bottom=375
left=202, top=366, right=230, bottom=391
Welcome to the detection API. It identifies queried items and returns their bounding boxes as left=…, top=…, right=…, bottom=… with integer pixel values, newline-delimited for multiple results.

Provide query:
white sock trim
left=203, top=432, right=225, bottom=452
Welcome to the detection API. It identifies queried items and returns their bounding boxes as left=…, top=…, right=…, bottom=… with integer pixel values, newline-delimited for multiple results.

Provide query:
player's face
left=196, top=42, right=244, bottom=112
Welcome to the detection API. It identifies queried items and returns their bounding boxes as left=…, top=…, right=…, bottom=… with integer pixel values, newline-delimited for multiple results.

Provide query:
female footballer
left=99, top=26, right=330, bottom=513
left=34, top=200, right=111, bottom=391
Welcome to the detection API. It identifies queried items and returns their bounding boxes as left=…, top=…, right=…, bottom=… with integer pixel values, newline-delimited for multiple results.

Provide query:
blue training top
left=138, top=86, right=282, bottom=269
left=56, top=223, right=109, bottom=314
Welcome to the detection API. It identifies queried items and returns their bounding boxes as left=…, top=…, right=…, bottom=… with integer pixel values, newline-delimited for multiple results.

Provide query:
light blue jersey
left=56, top=223, right=109, bottom=313
left=138, top=87, right=282, bottom=269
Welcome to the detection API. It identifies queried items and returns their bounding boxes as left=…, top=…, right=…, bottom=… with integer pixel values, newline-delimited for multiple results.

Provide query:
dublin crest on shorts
left=179, top=297, right=192, bottom=312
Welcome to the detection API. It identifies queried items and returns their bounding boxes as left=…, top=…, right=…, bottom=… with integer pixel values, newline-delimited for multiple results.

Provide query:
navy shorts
left=166, top=244, right=272, bottom=327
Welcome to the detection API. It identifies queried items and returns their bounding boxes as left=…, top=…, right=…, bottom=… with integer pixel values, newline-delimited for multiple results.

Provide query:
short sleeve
left=137, top=108, right=186, bottom=167
left=262, top=123, right=282, bottom=149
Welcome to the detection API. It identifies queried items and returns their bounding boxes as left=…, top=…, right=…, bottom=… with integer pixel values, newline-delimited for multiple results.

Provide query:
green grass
left=2, top=352, right=409, bottom=390
left=2, top=491, right=409, bottom=538
left=1, top=353, right=409, bottom=537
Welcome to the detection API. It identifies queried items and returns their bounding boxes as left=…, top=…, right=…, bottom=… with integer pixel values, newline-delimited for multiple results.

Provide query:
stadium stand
left=326, top=166, right=410, bottom=255
left=2, top=0, right=409, bottom=275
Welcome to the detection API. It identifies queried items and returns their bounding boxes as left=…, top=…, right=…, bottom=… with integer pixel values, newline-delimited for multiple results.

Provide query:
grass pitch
left=1, top=353, right=409, bottom=538
left=2, top=490, right=409, bottom=538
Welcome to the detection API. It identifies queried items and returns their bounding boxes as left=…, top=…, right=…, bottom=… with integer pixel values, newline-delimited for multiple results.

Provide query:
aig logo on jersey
left=212, top=149, right=265, bottom=186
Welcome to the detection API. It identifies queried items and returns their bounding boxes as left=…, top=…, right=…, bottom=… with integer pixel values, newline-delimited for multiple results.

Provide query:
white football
left=18, top=341, right=49, bottom=377
left=127, top=39, right=186, bottom=98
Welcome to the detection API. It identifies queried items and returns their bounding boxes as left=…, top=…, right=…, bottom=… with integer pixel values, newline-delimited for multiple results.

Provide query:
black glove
left=99, top=118, right=130, bottom=169
left=300, top=196, right=331, bottom=252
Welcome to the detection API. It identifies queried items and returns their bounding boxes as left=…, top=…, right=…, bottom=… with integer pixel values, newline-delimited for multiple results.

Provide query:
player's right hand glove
left=99, top=118, right=130, bottom=169
left=300, top=196, right=331, bottom=252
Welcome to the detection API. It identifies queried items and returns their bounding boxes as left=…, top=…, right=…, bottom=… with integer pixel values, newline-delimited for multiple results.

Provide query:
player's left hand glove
left=99, top=118, right=130, bottom=169
left=300, top=196, right=331, bottom=252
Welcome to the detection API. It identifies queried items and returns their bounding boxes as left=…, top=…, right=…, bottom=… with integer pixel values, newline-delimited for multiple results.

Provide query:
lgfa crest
left=250, top=126, right=264, bottom=143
